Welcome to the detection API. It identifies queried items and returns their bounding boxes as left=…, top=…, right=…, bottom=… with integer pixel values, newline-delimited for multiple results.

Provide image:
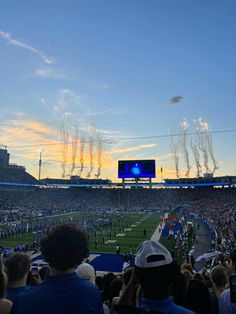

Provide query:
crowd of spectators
left=0, top=224, right=235, bottom=314
left=1, top=186, right=235, bottom=251
left=0, top=186, right=236, bottom=313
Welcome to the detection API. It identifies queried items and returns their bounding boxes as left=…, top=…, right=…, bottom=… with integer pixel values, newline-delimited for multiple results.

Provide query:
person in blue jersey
left=10, top=224, right=104, bottom=314
left=114, top=240, right=196, bottom=314
left=5, top=253, right=31, bottom=303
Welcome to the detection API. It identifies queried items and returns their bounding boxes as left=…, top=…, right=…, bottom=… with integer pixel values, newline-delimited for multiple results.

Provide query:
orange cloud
left=0, top=116, right=183, bottom=180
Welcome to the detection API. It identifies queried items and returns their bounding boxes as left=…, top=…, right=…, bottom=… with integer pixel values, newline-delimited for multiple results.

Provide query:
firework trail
left=95, top=131, right=103, bottom=178
left=170, top=126, right=180, bottom=178
left=70, top=125, right=79, bottom=176
left=86, top=126, right=96, bottom=178
left=196, top=118, right=210, bottom=173
left=206, top=134, right=218, bottom=173
left=59, top=119, right=70, bottom=178
left=78, top=130, right=85, bottom=176
left=190, top=136, right=201, bottom=177
left=197, top=117, right=218, bottom=174
left=180, top=118, right=191, bottom=177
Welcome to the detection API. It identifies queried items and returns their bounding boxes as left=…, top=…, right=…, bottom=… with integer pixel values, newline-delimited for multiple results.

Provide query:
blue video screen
left=118, top=160, right=156, bottom=178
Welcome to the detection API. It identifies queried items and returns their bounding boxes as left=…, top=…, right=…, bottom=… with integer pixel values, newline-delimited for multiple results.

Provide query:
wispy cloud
left=155, top=153, right=174, bottom=161
left=53, top=89, right=85, bottom=114
left=0, top=116, right=57, bottom=148
left=33, top=67, right=64, bottom=79
left=0, top=30, right=54, bottom=64
left=99, top=84, right=111, bottom=90
left=85, top=109, right=126, bottom=117
left=0, top=114, right=180, bottom=180
left=112, top=143, right=156, bottom=154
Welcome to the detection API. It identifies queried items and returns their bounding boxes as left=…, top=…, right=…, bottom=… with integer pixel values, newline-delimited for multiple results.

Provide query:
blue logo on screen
left=131, top=164, right=141, bottom=176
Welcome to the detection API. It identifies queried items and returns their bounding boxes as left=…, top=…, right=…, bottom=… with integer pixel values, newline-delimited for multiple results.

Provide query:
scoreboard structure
left=118, top=159, right=156, bottom=187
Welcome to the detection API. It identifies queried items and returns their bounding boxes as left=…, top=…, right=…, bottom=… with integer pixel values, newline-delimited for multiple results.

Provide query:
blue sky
left=0, top=0, right=235, bottom=180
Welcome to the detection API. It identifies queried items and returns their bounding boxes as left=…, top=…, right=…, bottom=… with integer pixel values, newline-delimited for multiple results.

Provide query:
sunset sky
left=0, top=0, right=236, bottom=181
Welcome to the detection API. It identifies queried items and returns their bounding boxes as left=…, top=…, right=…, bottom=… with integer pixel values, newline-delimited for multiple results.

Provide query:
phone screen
left=230, top=275, right=236, bottom=303
left=31, top=267, right=39, bottom=276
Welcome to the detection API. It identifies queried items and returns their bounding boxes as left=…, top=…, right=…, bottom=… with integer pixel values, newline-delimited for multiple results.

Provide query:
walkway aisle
left=192, top=220, right=213, bottom=272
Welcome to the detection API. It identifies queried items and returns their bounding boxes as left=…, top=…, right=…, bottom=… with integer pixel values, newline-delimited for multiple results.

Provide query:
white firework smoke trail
left=70, top=125, right=79, bottom=176
left=86, top=126, right=96, bottom=178
left=170, top=126, right=180, bottom=178
left=180, top=118, right=191, bottom=177
left=198, top=117, right=218, bottom=174
left=206, top=135, right=218, bottom=173
left=190, top=136, right=201, bottom=177
left=95, top=131, right=103, bottom=178
left=196, top=118, right=210, bottom=173
left=59, top=120, right=70, bottom=178
left=78, top=131, right=85, bottom=177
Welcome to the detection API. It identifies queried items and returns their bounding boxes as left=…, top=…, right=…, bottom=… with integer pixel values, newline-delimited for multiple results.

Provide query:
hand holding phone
left=31, top=267, right=39, bottom=276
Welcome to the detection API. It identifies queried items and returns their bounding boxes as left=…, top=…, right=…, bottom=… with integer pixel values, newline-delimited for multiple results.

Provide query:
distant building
left=0, top=148, right=38, bottom=184
left=0, top=147, right=10, bottom=167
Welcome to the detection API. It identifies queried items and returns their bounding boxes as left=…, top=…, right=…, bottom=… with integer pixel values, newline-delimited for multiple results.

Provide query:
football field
left=0, top=211, right=184, bottom=260
left=89, top=212, right=162, bottom=254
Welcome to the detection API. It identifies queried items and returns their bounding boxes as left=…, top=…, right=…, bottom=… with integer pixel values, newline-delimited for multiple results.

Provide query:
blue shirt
left=140, top=296, right=196, bottom=314
left=10, top=272, right=104, bottom=314
left=6, top=286, right=30, bottom=303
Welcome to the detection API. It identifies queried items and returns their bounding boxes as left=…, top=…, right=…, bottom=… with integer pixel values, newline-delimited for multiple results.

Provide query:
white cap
left=75, top=262, right=96, bottom=283
left=135, top=240, right=172, bottom=268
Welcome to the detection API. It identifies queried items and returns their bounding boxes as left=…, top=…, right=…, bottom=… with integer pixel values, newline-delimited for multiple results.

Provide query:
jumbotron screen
left=118, top=160, right=156, bottom=178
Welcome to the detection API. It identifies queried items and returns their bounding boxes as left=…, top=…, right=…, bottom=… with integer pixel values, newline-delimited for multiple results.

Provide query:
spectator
left=172, top=272, right=188, bottom=307
left=0, top=256, right=12, bottom=314
left=10, top=224, right=104, bottom=314
left=76, top=262, right=96, bottom=283
left=112, top=268, right=133, bottom=307
left=185, top=279, right=211, bottom=314
left=219, top=248, right=236, bottom=314
left=4, top=253, right=31, bottom=303
left=108, top=276, right=122, bottom=309
left=102, top=272, right=116, bottom=303
left=76, top=262, right=110, bottom=314
left=210, top=266, right=228, bottom=314
left=115, top=240, right=195, bottom=313
left=193, top=273, right=204, bottom=282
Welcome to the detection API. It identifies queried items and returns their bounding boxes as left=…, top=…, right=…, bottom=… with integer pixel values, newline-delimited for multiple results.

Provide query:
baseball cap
left=76, top=262, right=96, bottom=283
left=135, top=240, right=172, bottom=268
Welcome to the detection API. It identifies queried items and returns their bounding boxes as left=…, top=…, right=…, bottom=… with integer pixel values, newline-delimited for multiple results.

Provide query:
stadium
left=1, top=2, right=236, bottom=313
left=1, top=144, right=236, bottom=313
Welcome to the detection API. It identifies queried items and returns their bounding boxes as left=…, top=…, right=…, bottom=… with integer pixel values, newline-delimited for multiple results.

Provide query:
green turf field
left=89, top=212, right=161, bottom=253
left=0, top=212, right=161, bottom=252
left=0, top=212, right=189, bottom=263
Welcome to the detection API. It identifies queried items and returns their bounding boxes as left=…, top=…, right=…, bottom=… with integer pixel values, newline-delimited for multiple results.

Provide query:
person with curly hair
left=10, top=224, right=103, bottom=314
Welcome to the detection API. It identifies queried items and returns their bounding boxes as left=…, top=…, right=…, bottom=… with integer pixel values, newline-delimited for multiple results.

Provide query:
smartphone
left=31, top=267, right=39, bottom=276
left=230, top=274, right=236, bottom=303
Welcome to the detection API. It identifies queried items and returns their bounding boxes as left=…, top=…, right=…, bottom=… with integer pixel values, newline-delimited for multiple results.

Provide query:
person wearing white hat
left=76, top=263, right=110, bottom=314
left=134, top=240, right=195, bottom=314
left=113, top=240, right=196, bottom=314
